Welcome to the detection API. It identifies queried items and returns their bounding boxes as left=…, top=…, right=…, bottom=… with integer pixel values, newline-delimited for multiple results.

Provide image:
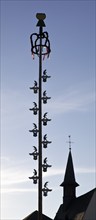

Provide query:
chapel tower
left=60, top=136, right=79, bottom=210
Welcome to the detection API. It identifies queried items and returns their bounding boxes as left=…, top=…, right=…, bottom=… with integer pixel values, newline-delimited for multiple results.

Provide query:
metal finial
left=36, top=13, right=46, bottom=27
left=36, top=13, right=46, bottom=20
left=66, top=135, right=74, bottom=151
left=69, top=135, right=71, bottom=151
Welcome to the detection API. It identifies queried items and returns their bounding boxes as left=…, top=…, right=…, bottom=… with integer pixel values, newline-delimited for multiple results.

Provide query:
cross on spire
left=67, top=135, right=74, bottom=151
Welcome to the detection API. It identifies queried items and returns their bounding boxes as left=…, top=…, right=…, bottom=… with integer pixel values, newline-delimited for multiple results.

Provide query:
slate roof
left=54, top=188, right=96, bottom=220
left=22, top=210, right=52, bottom=220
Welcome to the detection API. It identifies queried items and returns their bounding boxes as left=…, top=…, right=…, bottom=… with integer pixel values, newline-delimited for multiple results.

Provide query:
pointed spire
left=60, top=150, right=79, bottom=187
left=60, top=136, right=79, bottom=208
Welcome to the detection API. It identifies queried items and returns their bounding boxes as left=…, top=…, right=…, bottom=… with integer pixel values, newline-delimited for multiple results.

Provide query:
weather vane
left=29, top=13, right=52, bottom=220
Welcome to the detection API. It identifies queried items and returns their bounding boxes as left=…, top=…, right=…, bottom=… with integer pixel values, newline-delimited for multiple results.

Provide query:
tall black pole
left=38, top=25, right=43, bottom=220
left=29, top=13, right=52, bottom=220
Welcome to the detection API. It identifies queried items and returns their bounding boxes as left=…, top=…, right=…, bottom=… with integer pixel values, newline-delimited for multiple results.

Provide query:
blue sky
left=1, top=0, right=95, bottom=219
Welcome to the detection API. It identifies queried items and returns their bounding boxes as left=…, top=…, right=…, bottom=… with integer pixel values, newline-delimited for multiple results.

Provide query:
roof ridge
left=77, top=188, right=95, bottom=200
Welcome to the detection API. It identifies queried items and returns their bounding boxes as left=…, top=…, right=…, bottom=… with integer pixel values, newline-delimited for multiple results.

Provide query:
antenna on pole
left=66, top=135, right=74, bottom=151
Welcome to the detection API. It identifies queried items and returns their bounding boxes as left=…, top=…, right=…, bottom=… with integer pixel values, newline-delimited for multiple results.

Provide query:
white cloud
left=75, top=167, right=96, bottom=174
left=47, top=89, right=95, bottom=115
left=1, top=168, right=30, bottom=186
left=43, top=167, right=96, bottom=177
left=1, top=80, right=95, bottom=119
left=1, top=165, right=95, bottom=187
left=43, top=79, right=95, bottom=115
left=1, top=160, right=95, bottom=194
left=1, top=188, right=37, bottom=194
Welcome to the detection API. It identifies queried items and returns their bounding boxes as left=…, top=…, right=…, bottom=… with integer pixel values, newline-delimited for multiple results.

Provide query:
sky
left=1, top=0, right=96, bottom=219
